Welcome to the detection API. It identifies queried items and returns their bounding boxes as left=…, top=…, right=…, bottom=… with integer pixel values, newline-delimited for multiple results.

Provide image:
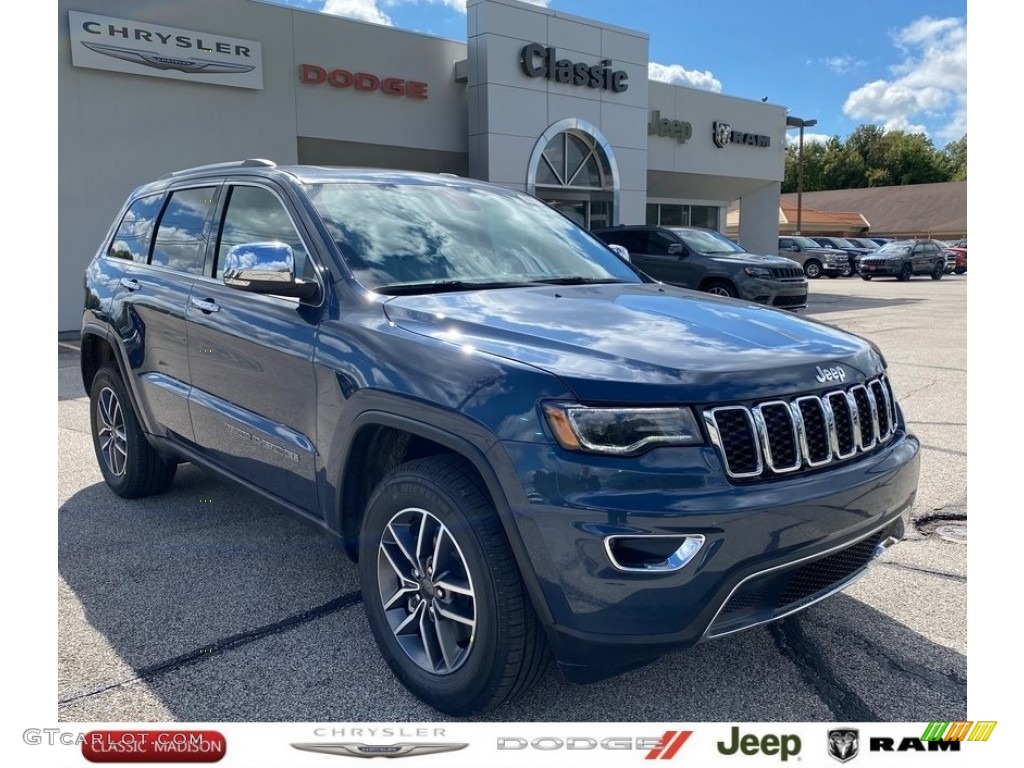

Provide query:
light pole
left=786, top=116, right=817, bottom=235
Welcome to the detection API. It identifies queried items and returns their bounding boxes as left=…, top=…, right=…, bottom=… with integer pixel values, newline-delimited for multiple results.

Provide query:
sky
left=266, top=0, right=968, bottom=149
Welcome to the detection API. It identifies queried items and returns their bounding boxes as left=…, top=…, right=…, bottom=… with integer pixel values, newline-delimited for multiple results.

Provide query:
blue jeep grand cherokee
left=81, top=161, right=920, bottom=714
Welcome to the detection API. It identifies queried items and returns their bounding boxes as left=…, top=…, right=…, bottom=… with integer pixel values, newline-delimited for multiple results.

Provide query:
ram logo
left=828, top=729, right=859, bottom=763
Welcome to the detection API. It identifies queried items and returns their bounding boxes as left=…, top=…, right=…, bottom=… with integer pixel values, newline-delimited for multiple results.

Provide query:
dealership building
left=58, top=0, right=787, bottom=331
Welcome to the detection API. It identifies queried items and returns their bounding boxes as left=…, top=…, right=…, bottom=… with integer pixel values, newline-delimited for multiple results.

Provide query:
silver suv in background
left=778, top=235, right=852, bottom=279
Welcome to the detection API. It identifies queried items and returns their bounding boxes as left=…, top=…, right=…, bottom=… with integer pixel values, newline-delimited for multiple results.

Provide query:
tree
left=943, top=135, right=967, bottom=181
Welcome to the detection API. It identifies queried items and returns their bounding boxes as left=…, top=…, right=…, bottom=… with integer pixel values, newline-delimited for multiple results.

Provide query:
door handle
left=120, top=278, right=141, bottom=292
left=190, top=297, right=221, bottom=314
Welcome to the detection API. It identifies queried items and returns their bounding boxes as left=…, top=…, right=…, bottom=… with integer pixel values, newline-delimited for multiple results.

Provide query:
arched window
left=527, top=119, right=619, bottom=229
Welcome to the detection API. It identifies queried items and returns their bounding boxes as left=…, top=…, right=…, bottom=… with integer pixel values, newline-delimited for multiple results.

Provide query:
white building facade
left=58, top=0, right=786, bottom=331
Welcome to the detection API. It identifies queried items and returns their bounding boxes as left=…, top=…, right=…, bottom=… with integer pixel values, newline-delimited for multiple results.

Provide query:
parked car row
left=594, top=226, right=809, bottom=310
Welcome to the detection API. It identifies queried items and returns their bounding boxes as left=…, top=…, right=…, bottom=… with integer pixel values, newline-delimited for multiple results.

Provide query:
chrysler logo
left=81, top=41, right=255, bottom=74
left=291, top=743, right=468, bottom=759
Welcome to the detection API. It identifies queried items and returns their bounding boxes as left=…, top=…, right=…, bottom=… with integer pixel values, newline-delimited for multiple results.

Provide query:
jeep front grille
left=769, top=266, right=805, bottom=279
left=704, top=375, right=898, bottom=480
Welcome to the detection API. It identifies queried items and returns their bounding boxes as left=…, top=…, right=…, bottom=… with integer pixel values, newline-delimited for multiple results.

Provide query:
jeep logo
left=718, top=727, right=801, bottom=761
left=815, top=365, right=846, bottom=384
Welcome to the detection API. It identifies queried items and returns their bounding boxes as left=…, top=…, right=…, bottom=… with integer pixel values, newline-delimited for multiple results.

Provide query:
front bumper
left=489, top=430, right=920, bottom=678
left=737, top=277, right=808, bottom=310
left=859, top=261, right=900, bottom=276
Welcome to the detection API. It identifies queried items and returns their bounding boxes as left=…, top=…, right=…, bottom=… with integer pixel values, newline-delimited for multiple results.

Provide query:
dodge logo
left=828, top=729, right=859, bottom=763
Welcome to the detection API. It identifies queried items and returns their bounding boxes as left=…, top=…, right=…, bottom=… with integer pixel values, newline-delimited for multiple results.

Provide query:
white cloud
left=785, top=132, right=831, bottom=147
left=822, top=55, right=864, bottom=75
left=648, top=62, right=722, bottom=93
left=322, top=0, right=392, bottom=25
left=843, top=15, right=966, bottom=140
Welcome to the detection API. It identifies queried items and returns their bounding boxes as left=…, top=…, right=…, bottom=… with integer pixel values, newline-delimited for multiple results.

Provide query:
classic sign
left=520, top=43, right=628, bottom=92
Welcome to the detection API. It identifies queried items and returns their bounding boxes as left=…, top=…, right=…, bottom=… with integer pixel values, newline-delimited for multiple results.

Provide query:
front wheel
left=89, top=365, right=176, bottom=498
left=840, top=264, right=853, bottom=277
left=861, top=275, right=873, bottom=281
left=804, top=260, right=822, bottom=279
left=931, top=261, right=944, bottom=280
left=898, top=262, right=913, bottom=281
left=703, top=280, right=738, bottom=298
left=359, top=455, right=549, bottom=715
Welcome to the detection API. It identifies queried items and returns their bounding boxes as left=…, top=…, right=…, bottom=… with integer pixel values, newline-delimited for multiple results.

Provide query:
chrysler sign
left=69, top=12, right=263, bottom=89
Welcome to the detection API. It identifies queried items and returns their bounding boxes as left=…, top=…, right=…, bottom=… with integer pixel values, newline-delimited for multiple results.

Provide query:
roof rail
left=159, top=158, right=276, bottom=180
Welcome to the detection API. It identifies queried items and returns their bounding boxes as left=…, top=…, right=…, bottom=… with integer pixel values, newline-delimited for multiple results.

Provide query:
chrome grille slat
left=703, top=376, right=899, bottom=480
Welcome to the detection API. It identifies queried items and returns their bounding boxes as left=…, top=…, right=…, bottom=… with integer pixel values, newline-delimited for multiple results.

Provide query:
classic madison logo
left=81, top=41, right=255, bottom=74
left=828, top=729, right=859, bottom=763
left=291, top=743, right=467, bottom=759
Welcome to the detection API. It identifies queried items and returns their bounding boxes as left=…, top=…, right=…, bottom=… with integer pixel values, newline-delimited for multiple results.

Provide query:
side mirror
left=607, top=243, right=630, bottom=262
left=222, top=242, right=319, bottom=301
left=668, top=242, right=685, bottom=256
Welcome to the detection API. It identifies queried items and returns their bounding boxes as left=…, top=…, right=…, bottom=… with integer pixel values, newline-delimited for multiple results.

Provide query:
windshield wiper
left=374, top=279, right=537, bottom=296
left=528, top=276, right=629, bottom=286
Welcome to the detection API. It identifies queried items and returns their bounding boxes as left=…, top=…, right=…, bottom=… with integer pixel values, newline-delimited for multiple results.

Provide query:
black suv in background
left=858, top=239, right=947, bottom=280
left=593, top=225, right=808, bottom=310
left=778, top=235, right=851, bottom=278
left=812, top=236, right=873, bottom=275
left=80, top=161, right=920, bottom=715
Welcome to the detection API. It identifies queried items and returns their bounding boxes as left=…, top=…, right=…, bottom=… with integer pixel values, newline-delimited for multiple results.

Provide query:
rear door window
left=150, top=187, right=218, bottom=275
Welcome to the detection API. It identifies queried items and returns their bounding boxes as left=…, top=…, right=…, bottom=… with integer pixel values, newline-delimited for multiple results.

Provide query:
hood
left=383, top=284, right=882, bottom=404
left=709, top=253, right=802, bottom=267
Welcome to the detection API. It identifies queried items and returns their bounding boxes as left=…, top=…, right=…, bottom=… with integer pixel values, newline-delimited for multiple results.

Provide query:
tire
left=954, top=266, right=966, bottom=275
left=861, top=275, right=872, bottom=281
left=89, top=364, right=177, bottom=498
left=703, top=280, right=738, bottom=298
left=898, top=262, right=913, bottom=281
left=359, top=455, right=549, bottom=715
left=931, top=261, right=944, bottom=280
left=804, top=260, right=822, bottom=279
left=840, top=264, right=853, bottom=277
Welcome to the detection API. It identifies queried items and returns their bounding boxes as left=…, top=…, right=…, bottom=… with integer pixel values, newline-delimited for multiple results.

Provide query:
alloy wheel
left=96, top=386, right=128, bottom=477
left=707, top=286, right=732, bottom=296
left=377, top=507, right=476, bottom=674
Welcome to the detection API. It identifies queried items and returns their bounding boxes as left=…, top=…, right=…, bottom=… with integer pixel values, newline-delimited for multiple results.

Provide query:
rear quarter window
left=107, top=195, right=164, bottom=263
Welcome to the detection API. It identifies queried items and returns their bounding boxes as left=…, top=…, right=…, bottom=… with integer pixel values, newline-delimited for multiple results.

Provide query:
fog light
left=604, top=534, right=705, bottom=573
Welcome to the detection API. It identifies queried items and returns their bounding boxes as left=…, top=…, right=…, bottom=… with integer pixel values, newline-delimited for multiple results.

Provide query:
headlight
left=743, top=267, right=772, bottom=278
left=543, top=404, right=704, bottom=455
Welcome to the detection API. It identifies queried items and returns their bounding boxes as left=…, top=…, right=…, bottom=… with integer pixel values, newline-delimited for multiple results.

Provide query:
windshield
left=305, top=182, right=640, bottom=291
left=669, top=228, right=746, bottom=255
left=876, top=243, right=913, bottom=256
left=790, top=236, right=821, bottom=249
left=829, top=237, right=857, bottom=248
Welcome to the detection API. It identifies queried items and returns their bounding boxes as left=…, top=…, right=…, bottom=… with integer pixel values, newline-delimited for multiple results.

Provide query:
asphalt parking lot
left=57, top=274, right=967, bottom=723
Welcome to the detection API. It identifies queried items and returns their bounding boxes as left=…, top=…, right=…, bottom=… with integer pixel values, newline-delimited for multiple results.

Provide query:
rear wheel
left=898, top=262, right=913, bottom=281
left=89, top=365, right=176, bottom=498
left=861, top=275, right=872, bottom=281
left=803, top=260, right=822, bottom=279
left=703, top=280, right=738, bottom=298
left=359, top=455, right=549, bottom=715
